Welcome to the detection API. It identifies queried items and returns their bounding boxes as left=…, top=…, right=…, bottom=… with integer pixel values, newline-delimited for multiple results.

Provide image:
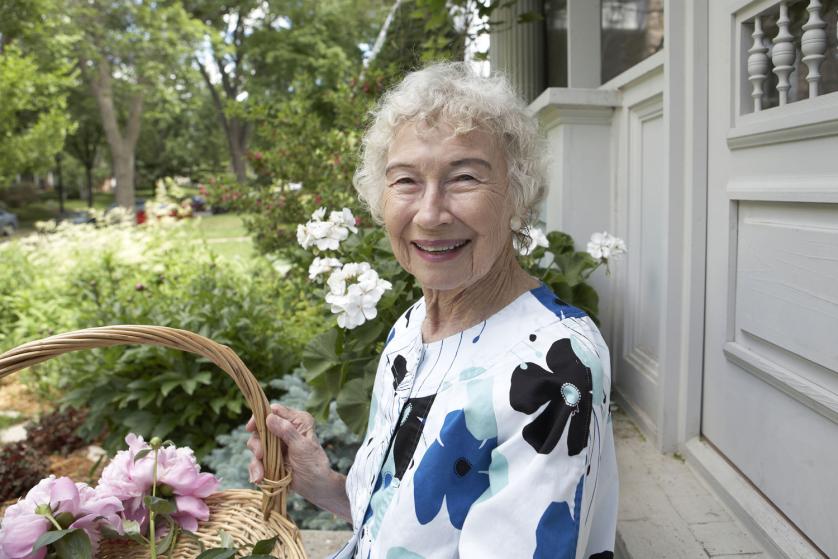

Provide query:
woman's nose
left=413, top=183, right=452, bottom=229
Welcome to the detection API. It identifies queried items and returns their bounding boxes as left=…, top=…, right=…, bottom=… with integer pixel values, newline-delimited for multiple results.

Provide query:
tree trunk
left=88, top=58, right=143, bottom=210
left=228, top=117, right=247, bottom=182
left=197, top=60, right=248, bottom=183
left=85, top=165, right=94, bottom=208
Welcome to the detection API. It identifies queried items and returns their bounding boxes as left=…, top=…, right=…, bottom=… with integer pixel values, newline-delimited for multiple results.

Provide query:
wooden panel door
left=703, top=1, right=838, bottom=556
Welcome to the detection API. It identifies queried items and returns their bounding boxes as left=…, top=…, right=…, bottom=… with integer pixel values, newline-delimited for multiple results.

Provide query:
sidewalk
left=613, top=409, right=767, bottom=559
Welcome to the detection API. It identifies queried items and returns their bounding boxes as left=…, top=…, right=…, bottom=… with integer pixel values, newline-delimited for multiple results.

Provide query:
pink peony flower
left=96, top=434, right=219, bottom=534
left=0, top=476, right=123, bottom=559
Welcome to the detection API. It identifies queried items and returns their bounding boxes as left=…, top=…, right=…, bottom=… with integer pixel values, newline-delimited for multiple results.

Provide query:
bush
left=0, top=441, right=50, bottom=501
left=0, top=219, right=325, bottom=459
left=25, top=407, right=89, bottom=456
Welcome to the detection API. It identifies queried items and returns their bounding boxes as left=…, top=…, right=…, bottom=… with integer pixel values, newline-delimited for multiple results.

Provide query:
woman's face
left=381, top=121, right=514, bottom=292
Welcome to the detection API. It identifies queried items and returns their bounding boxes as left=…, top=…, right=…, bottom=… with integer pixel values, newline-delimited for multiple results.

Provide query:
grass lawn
left=187, top=213, right=256, bottom=260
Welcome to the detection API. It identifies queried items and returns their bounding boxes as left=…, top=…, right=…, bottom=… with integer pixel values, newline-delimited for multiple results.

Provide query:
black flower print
left=391, top=354, right=407, bottom=389
left=392, top=394, right=436, bottom=479
left=509, top=338, right=592, bottom=455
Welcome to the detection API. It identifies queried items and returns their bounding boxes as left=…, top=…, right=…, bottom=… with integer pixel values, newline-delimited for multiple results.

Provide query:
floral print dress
left=331, top=284, right=618, bottom=559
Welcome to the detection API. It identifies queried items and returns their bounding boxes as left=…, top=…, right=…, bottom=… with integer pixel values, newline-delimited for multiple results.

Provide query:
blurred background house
left=491, top=1, right=838, bottom=557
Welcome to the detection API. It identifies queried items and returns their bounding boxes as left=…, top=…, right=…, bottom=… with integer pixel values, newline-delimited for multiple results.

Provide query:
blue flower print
left=413, top=410, right=496, bottom=529
left=533, top=476, right=584, bottom=559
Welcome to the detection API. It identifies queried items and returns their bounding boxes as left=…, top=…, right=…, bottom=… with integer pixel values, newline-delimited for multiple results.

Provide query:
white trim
left=684, top=438, right=828, bottom=559
left=727, top=174, right=838, bottom=202
left=728, top=94, right=838, bottom=149
left=528, top=88, right=621, bottom=128
left=599, top=50, right=665, bottom=91
left=723, top=342, right=838, bottom=425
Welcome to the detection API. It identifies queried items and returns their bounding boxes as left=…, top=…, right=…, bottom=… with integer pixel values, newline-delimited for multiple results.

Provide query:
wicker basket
left=0, top=325, right=308, bottom=559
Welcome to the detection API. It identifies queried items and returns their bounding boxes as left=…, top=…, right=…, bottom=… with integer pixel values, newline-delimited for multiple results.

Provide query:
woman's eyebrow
left=384, top=162, right=415, bottom=174
left=448, top=158, right=492, bottom=170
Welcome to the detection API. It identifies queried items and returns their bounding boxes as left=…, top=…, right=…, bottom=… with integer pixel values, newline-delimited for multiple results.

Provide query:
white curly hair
left=353, top=62, right=546, bottom=237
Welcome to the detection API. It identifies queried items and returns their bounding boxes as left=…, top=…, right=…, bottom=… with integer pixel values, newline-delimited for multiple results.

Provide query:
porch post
left=567, top=0, right=602, bottom=87
left=489, top=0, right=545, bottom=103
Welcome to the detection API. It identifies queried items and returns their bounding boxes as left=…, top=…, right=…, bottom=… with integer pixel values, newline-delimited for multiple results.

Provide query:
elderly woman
left=247, top=62, right=617, bottom=559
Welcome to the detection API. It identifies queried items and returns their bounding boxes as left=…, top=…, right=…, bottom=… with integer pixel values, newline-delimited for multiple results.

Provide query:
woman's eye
left=453, top=174, right=477, bottom=183
left=392, top=177, right=415, bottom=185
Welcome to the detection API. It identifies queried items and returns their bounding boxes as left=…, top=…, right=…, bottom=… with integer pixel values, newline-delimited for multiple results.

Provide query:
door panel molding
left=724, top=341, right=838, bottom=424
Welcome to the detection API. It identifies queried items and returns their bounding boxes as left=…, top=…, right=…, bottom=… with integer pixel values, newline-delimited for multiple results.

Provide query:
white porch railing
left=746, top=0, right=837, bottom=113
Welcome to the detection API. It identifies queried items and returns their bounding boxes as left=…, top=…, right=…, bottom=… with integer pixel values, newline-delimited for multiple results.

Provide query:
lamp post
left=55, top=152, right=65, bottom=215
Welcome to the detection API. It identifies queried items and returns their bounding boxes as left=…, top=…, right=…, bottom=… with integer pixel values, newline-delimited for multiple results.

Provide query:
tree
left=184, top=0, right=384, bottom=183
left=0, top=0, right=76, bottom=186
left=64, top=87, right=103, bottom=207
left=73, top=0, right=201, bottom=209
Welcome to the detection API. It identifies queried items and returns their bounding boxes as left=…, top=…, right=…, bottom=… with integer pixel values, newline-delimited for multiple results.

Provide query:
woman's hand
left=246, top=403, right=351, bottom=521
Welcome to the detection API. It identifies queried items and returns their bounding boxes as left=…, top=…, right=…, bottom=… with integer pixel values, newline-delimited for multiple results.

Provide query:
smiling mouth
left=412, top=240, right=470, bottom=254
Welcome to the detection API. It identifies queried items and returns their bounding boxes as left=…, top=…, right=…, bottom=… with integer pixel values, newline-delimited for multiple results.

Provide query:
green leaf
left=302, top=329, right=340, bottom=380
left=133, top=448, right=152, bottom=463
left=155, top=516, right=178, bottom=555
left=53, top=529, right=93, bottom=559
left=144, top=495, right=177, bottom=514
left=218, top=529, right=234, bottom=548
left=32, top=529, right=74, bottom=552
left=336, top=376, right=374, bottom=435
left=195, top=549, right=237, bottom=559
left=120, top=519, right=146, bottom=543
left=251, top=536, right=277, bottom=554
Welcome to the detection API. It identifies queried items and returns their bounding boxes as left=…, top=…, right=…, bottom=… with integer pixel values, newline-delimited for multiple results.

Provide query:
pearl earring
left=510, top=216, right=522, bottom=231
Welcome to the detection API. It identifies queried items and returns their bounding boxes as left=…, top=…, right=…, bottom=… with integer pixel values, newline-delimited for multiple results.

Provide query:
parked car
left=61, top=211, right=96, bottom=225
left=0, top=209, right=17, bottom=236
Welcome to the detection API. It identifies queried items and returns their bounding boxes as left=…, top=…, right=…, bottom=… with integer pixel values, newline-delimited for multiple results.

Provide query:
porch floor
left=613, top=408, right=768, bottom=558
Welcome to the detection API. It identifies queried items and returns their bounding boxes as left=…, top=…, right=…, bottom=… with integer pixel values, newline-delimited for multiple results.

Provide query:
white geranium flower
left=308, top=257, right=343, bottom=281
left=516, top=227, right=550, bottom=256
left=329, top=208, right=358, bottom=234
left=587, top=231, right=627, bottom=261
left=296, top=207, right=354, bottom=251
left=325, top=262, right=391, bottom=329
left=311, top=206, right=327, bottom=221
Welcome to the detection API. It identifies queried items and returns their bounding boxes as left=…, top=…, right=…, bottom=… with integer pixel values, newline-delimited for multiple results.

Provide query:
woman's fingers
left=248, top=456, right=264, bottom=484
left=266, top=413, right=302, bottom=445
left=246, top=433, right=263, bottom=459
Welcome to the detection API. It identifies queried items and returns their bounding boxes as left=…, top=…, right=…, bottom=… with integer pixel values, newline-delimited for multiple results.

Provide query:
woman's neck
left=421, top=248, right=539, bottom=343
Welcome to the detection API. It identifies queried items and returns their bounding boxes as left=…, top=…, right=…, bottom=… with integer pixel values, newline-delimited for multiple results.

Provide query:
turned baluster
left=748, top=15, right=770, bottom=112
left=773, top=2, right=795, bottom=105
left=801, top=0, right=827, bottom=98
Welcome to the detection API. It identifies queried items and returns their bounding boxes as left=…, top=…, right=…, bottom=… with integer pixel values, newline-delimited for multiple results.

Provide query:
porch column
left=529, top=88, right=619, bottom=246
left=567, top=0, right=602, bottom=87
left=489, top=0, right=545, bottom=103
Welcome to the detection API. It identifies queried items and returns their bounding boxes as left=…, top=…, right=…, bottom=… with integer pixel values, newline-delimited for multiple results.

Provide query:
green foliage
left=518, top=230, right=603, bottom=324
left=0, top=221, right=323, bottom=459
left=0, top=44, right=76, bottom=184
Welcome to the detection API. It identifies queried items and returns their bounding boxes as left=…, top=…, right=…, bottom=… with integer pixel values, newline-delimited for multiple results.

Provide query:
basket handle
left=0, top=324, right=290, bottom=520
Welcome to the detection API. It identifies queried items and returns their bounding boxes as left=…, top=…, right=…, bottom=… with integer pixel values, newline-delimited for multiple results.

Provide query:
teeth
left=415, top=241, right=467, bottom=252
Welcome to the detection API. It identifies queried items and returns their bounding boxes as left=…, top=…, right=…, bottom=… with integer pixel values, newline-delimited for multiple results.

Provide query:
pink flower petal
left=174, top=496, right=209, bottom=522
